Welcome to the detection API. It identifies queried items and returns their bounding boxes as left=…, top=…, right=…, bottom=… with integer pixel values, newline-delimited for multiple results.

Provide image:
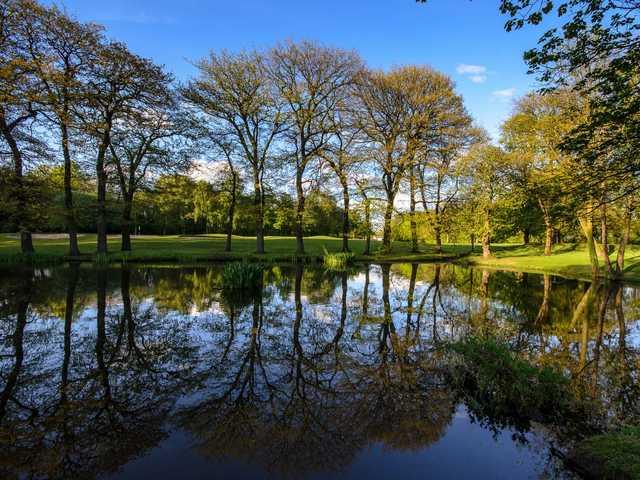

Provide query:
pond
left=1, top=263, right=638, bottom=479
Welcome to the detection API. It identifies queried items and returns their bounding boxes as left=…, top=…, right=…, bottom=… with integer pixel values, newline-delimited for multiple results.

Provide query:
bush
left=322, top=248, right=355, bottom=270
left=221, top=262, right=263, bottom=289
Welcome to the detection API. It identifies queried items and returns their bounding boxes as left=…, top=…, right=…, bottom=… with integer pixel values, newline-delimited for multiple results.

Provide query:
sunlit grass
left=322, top=249, right=355, bottom=270
left=3, top=233, right=640, bottom=281
left=463, top=243, right=640, bottom=282
left=0, top=233, right=460, bottom=262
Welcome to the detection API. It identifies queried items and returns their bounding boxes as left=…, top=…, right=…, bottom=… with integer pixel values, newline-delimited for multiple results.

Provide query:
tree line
left=2, top=0, right=639, bottom=279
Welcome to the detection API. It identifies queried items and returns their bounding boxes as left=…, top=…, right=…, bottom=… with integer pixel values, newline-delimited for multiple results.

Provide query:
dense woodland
left=1, top=0, right=639, bottom=278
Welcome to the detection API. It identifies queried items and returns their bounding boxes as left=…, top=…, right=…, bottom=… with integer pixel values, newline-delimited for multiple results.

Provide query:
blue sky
left=47, top=0, right=548, bottom=139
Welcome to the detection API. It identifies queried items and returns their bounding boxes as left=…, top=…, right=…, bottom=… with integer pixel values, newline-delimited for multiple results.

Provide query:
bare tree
left=269, top=41, right=362, bottom=254
left=354, top=176, right=377, bottom=255
left=210, top=135, right=239, bottom=252
left=355, top=67, right=421, bottom=253
left=78, top=41, right=171, bottom=254
left=25, top=4, right=102, bottom=256
left=417, top=96, right=477, bottom=252
left=0, top=0, right=45, bottom=254
left=320, top=103, right=363, bottom=252
left=182, top=50, right=283, bottom=254
left=108, top=92, right=191, bottom=251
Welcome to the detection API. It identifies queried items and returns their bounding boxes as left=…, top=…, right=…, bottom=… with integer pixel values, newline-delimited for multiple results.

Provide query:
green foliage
left=303, top=191, right=347, bottom=236
left=322, top=248, right=355, bottom=270
left=0, top=166, right=54, bottom=233
left=220, top=262, right=264, bottom=308
left=221, top=262, right=263, bottom=289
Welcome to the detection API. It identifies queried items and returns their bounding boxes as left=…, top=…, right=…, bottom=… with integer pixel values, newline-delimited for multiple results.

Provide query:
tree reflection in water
left=0, top=262, right=638, bottom=479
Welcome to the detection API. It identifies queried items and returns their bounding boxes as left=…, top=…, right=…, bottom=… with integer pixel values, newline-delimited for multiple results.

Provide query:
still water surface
left=1, top=263, right=639, bottom=479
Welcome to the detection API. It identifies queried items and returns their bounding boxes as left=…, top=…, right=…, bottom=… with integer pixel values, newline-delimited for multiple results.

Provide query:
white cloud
left=456, top=64, right=488, bottom=84
left=492, top=88, right=516, bottom=99
left=456, top=64, right=487, bottom=75
left=189, top=159, right=226, bottom=183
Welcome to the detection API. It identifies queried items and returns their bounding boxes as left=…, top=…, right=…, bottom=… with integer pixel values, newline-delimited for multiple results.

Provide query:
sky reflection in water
left=1, top=263, right=639, bottom=479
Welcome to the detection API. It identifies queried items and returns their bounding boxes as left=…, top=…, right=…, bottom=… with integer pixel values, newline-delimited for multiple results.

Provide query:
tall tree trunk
left=482, top=232, right=491, bottom=259
left=340, top=176, right=350, bottom=253
left=380, top=263, right=393, bottom=354
left=614, top=285, right=626, bottom=359
left=121, top=194, right=133, bottom=252
left=616, top=200, right=632, bottom=276
left=362, top=265, right=370, bottom=319
left=0, top=112, right=34, bottom=254
left=382, top=196, right=394, bottom=253
left=539, top=199, right=553, bottom=256
left=295, top=169, right=305, bottom=255
left=578, top=210, right=599, bottom=279
left=96, top=132, right=110, bottom=255
left=363, top=198, right=371, bottom=256
left=570, top=283, right=593, bottom=330
left=61, top=123, right=80, bottom=256
left=226, top=172, right=237, bottom=253
left=434, top=178, right=443, bottom=253
left=95, top=267, right=112, bottom=404
left=481, top=214, right=491, bottom=259
left=600, top=200, right=614, bottom=278
left=434, top=207, right=442, bottom=252
left=523, top=228, right=530, bottom=245
left=409, top=165, right=419, bottom=253
left=253, top=169, right=265, bottom=254
left=121, top=268, right=132, bottom=351
left=480, top=269, right=490, bottom=325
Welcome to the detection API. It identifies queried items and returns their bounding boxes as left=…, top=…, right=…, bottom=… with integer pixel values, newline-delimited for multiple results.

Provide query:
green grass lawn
left=0, top=233, right=461, bottom=264
left=462, top=242, right=640, bottom=283
left=3, top=233, right=640, bottom=282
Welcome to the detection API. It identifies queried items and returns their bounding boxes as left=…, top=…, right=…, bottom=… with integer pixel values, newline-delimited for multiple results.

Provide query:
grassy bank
left=461, top=243, right=640, bottom=283
left=0, top=233, right=461, bottom=265
left=4, top=234, right=640, bottom=282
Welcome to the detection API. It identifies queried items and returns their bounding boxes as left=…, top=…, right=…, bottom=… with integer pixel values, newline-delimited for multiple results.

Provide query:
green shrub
left=322, top=248, right=355, bottom=270
left=221, top=262, right=263, bottom=289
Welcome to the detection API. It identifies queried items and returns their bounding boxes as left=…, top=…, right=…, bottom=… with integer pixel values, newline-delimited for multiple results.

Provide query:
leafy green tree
left=190, top=180, right=220, bottom=233
left=497, top=1, right=639, bottom=178
left=460, top=143, right=510, bottom=258
left=501, top=91, right=583, bottom=255
left=303, top=190, right=343, bottom=236
left=153, top=175, right=197, bottom=235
